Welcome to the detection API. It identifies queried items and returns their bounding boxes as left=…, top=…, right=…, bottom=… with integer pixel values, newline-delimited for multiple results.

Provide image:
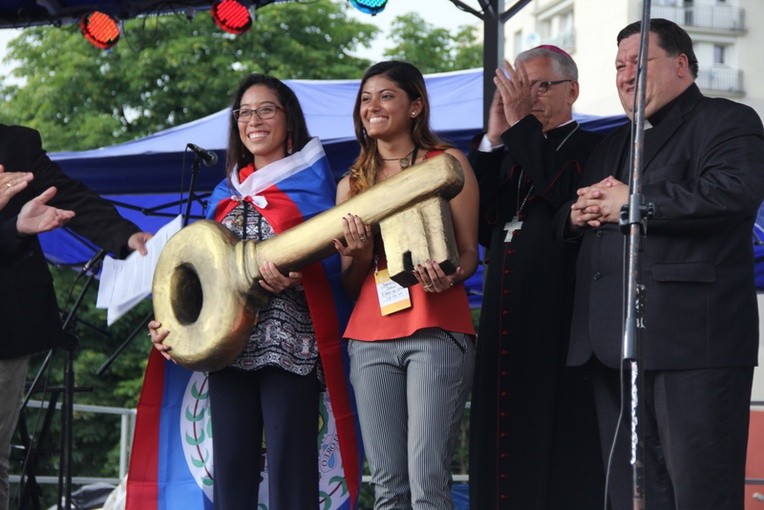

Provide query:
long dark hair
left=348, top=61, right=450, bottom=196
left=225, top=73, right=311, bottom=176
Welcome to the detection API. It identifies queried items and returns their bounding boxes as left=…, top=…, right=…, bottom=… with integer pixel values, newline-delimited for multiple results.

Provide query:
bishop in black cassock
left=468, top=46, right=605, bottom=510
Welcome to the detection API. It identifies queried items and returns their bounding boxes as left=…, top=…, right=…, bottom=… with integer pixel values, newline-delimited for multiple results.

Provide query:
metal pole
left=619, top=1, right=655, bottom=508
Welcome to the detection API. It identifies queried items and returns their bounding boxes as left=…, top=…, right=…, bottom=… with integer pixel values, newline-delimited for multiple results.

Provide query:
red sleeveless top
left=343, top=150, right=476, bottom=341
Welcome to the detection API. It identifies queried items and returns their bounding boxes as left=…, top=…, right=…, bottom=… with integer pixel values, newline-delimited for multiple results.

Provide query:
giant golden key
left=152, top=153, right=464, bottom=371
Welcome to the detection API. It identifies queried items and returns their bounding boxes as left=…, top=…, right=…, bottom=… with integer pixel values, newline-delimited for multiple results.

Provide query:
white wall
left=753, top=294, right=764, bottom=402
left=738, top=0, right=764, bottom=121
left=570, top=0, right=632, bottom=116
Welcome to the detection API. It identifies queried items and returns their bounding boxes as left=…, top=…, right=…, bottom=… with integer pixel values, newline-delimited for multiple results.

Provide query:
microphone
left=82, top=248, right=108, bottom=274
left=187, top=143, right=219, bottom=167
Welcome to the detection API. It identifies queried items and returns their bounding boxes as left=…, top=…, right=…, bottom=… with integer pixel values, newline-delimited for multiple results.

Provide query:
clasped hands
left=570, top=176, right=629, bottom=230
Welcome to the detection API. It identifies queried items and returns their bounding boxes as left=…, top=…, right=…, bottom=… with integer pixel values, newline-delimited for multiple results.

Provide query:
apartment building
left=502, top=0, right=764, bottom=118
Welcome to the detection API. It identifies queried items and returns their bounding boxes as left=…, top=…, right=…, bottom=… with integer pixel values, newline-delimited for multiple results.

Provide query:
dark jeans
left=208, top=365, right=319, bottom=510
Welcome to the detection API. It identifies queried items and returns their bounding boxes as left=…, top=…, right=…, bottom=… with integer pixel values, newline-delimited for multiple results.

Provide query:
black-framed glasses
left=535, top=79, right=572, bottom=94
left=232, top=105, right=282, bottom=122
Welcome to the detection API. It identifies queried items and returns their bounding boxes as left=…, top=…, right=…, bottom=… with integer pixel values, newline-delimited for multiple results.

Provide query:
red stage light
left=80, top=11, right=121, bottom=50
left=211, top=0, right=253, bottom=35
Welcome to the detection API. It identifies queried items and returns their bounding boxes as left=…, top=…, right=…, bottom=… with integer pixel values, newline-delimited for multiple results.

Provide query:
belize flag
left=126, top=138, right=362, bottom=509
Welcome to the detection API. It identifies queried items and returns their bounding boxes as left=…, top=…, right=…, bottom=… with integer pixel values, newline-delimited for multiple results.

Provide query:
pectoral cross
left=504, top=215, right=523, bottom=242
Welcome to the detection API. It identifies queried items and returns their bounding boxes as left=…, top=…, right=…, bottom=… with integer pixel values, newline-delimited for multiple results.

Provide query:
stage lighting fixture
left=349, top=0, right=388, bottom=15
left=80, top=11, right=121, bottom=50
left=211, top=0, right=253, bottom=35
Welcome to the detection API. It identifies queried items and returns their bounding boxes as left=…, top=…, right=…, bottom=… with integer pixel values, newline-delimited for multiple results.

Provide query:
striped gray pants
left=348, top=328, right=475, bottom=510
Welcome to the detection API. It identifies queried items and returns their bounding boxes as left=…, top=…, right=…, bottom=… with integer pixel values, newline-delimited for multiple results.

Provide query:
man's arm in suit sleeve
left=643, top=103, right=764, bottom=234
left=22, top=128, right=141, bottom=257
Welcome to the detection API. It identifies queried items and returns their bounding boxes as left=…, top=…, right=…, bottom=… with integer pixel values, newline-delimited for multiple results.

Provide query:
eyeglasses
left=535, top=79, right=572, bottom=94
left=232, top=105, right=281, bottom=122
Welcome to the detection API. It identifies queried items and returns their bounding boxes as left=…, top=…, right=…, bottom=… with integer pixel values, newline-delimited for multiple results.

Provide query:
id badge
left=374, top=268, right=411, bottom=316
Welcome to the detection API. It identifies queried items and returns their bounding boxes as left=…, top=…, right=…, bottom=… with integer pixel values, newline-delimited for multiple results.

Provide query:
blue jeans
left=348, top=328, right=475, bottom=510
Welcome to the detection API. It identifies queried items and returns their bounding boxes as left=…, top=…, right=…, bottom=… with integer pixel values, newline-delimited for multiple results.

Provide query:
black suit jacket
left=0, top=124, right=140, bottom=359
left=566, top=84, right=764, bottom=370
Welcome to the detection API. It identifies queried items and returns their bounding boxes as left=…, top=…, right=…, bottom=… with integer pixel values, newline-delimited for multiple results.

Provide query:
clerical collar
left=546, top=120, right=578, bottom=146
left=545, top=119, right=576, bottom=138
left=647, top=84, right=694, bottom=127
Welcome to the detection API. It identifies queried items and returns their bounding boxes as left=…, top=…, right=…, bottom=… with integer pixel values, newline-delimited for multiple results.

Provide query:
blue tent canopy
left=39, top=68, right=628, bottom=308
left=49, top=69, right=493, bottom=194
left=42, top=68, right=626, bottom=262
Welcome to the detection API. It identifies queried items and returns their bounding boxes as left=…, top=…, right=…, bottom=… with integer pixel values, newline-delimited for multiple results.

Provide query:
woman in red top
left=334, top=61, right=479, bottom=509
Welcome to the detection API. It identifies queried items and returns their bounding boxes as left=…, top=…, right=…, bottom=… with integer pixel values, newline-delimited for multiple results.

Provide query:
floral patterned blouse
left=218, top=200, right=318, bottom=376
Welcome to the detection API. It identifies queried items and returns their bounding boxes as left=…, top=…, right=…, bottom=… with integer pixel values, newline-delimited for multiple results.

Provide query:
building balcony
left=542, top=29, right=576, bottom=53
left=651, top=4, right=745, bottom=32
left=697, top=67, right=744, bottom=95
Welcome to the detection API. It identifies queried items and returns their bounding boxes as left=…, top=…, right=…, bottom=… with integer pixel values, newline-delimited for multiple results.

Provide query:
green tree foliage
left=452, top=25, right=484, bottom=71
left=0, top=0, right=379, bottom=151
left=383, top=12, right=482, bottom=74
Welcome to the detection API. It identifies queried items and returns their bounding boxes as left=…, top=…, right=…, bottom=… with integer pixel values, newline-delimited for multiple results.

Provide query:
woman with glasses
left=149, top=73, right=360, bottom=509
left=333, top=61, right=479, bottom=509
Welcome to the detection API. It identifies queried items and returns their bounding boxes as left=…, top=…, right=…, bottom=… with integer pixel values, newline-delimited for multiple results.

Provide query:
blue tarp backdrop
left=41, top=67, right=625, bottom=256
left=39, top=68, right=630, bottom=307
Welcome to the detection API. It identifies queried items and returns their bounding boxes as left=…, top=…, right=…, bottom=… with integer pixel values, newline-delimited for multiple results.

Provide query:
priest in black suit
left=469, top=45, right=604, bottom=510
left=0, top=124, right=151, bottom=510
left=563, top=19, right=764, bottom=510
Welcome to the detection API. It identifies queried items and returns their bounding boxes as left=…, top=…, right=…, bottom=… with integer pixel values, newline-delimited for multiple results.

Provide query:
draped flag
left=126, top=138, right=361, bottom=509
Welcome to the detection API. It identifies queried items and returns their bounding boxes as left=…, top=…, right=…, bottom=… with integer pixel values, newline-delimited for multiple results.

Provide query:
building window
left=714, top=44, right=727, bottom=66
left=536, top=8, right=575, bottom=51
left=514, top=30, right=523, bottom=57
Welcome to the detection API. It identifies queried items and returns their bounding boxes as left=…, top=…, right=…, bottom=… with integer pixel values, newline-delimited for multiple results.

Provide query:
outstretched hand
left=16, top=186, right=75, bottom=235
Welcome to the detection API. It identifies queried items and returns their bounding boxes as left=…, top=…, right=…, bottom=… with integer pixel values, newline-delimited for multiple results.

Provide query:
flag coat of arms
left=126, top=138, right=362, bottom=509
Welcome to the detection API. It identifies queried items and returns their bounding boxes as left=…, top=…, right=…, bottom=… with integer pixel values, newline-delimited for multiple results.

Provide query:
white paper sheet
left=96, top=214, right=184, bottom=325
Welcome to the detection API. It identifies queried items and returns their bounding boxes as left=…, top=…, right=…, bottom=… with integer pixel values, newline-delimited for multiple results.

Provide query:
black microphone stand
left=183, top=152, right=205, bottom=228
left=618, top=2, right=655, bottom=508
left=96, top=149, right=208, bottom=376
left=58, top=256, right=104, bottom=510
left=96, top=311, right=152, bottom=377
left=16, top=148, right=213, bottom=509
left=15, top=304, right=107, bottom=510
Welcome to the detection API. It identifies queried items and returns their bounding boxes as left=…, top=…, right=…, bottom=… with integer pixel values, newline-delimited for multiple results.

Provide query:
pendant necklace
left=504, top=169, right=533, bottom=242
left=381, top=147, right=417, bottom=169
left=504, top=124, right=580, bottom=243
